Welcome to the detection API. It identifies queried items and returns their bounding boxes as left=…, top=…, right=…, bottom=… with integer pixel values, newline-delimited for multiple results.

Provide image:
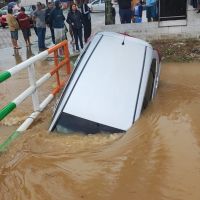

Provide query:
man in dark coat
left=45, top=2, right=55, bottom=44
left=80, top=0, right=91, bottom=43
left=50, top=0, right=65, bottom=44
left=117, top=0, right=132, bottom=24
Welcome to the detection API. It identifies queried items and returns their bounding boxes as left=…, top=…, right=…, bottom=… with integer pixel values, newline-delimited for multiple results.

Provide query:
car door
left=92, top=0, right=100, bottom=12
left=99, top=0, right=105, bottom=12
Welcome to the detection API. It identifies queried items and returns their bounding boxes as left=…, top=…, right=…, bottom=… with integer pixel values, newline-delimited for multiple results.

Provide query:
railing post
left=64, top=42, right=71, bottom=75
left=0, top=41, right=73, bottom=151
left=28, top=64, right=40, bottom=111
left=53, top=50, right=61, bottom=87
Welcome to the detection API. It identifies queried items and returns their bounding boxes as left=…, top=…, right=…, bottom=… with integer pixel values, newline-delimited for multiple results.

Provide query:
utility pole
left=105, top=0, right=113, bottom=25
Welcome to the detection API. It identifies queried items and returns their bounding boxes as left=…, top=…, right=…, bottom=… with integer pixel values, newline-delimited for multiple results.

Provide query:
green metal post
left=0, top=102, right=16, bottom=121
left=0, top=71, right=11, bottom=83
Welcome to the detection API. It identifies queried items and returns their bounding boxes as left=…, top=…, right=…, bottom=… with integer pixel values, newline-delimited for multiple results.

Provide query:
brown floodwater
left=1, top=62, right=200, bottom=200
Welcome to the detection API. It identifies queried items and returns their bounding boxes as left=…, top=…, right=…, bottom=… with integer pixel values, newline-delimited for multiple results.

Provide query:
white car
left=88, top=0, right=105, bottom=12
left=49, top=32, right=161, bottom=134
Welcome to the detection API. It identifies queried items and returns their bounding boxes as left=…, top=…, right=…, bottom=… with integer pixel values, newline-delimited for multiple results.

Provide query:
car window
left=93, top=0, right=100, bottom=5
left=101, top=0, right=105, bottom=3
left=142, top=59, right=157, bottom=110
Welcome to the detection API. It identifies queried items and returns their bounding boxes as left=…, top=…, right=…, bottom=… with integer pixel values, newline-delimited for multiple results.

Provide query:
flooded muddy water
left=1, top=62, right=200, bottom=200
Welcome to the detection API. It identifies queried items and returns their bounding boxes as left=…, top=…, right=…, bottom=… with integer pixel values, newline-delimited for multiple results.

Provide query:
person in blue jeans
left=117, top=0, right=132, bottom=24
left=146, top=0, right=157, bottom=22
left=49, top=0, right=65, bottom=44
left=133, top=1, right=143, bottom=23
left=33, top=2, right=47, bottom=51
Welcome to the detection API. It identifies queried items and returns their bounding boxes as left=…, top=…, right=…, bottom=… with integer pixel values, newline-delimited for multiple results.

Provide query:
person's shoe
left=197, top=10, right=200, bottom=13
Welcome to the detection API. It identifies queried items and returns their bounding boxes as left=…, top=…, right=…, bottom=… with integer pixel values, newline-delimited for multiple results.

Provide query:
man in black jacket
left=45, top=2, right=55, bottom=44
left=117, top=0, right=132, bottom=24
left=80, top=0, right=91, bottom=43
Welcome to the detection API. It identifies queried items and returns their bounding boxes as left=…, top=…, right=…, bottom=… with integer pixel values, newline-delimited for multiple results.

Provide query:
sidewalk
left=0, top=11, right=104, bottom=68
left=0, top=27, right=79, bottom=69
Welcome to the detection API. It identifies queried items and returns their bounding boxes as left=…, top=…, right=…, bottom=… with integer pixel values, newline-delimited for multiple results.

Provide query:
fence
left=0, top=40, right=71, bottom=152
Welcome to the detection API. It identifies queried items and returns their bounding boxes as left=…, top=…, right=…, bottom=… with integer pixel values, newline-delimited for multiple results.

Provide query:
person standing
left=63, top=1, right=75, bottom=49
left=146, top=0, right=157, bottom=22
left=67, top=3, right=84, bottom=52
left=31, top=5, right=37, bottom=36
left=80, top=0, right=91, bottom=43
left=33, top=2, right=47, bottom=51
left=197, top=0, right=200, bottom=13
left=62, top=2, right=70, bottom=40
left=45, top=2, right=55, bottom=44
left=17, top=7, right=32, bottom=47
left=49, top=0, right=65, bottom=44
left=111, top=2, right=116, bottom=24
left=117, top=0, right=132, bottom=24
left=133, top=1, right=143, bottom=23
left=6, top=8, right=21, bottom=49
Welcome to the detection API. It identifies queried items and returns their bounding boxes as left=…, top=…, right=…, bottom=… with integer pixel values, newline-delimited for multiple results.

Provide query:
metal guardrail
left=0, top=40, right=71, bottom=152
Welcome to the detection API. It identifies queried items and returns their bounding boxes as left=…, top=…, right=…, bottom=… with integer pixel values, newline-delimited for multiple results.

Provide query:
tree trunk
left=105, top=0, right=113, bottom=25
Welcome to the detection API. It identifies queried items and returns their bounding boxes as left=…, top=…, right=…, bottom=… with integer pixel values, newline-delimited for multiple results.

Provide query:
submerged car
left=49, top=32, right=161, bottom=134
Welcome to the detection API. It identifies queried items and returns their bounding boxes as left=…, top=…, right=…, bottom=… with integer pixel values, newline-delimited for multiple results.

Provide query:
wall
left=95, top=8, right=200, bottom=40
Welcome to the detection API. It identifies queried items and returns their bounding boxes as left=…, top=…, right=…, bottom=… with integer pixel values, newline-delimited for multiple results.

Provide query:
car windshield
left=93, top=0, right=100, bottom=5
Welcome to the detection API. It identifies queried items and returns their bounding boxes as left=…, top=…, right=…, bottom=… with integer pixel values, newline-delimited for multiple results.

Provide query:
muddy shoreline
left=151, top=39, right=200, bottom=62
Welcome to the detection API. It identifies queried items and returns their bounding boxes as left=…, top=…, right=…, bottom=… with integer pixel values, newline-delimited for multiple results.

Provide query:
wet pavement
left=0, top=27, right=58, bottom=68
left=0, top=12, right=104, bottom=66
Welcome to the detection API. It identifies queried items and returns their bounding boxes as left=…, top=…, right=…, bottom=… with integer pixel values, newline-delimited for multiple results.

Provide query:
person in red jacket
left=17, top=7, right=32, bottom=47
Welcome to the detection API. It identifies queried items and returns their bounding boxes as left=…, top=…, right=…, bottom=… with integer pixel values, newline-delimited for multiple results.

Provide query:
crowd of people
left=190, top=0, right=200, bottom=13
left=6, top=0, right=92, bottom=53
left=6, top=0, right=190, bottom=52
left=116, top=0, right=158, bottom=24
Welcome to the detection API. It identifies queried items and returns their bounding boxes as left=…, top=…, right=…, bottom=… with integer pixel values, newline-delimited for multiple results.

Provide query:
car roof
left=49, top=32, right=154, bottom=132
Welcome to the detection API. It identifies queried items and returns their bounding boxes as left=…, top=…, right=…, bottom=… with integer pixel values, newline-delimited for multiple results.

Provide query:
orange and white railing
left=0, top=40, right=71, bottom=152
